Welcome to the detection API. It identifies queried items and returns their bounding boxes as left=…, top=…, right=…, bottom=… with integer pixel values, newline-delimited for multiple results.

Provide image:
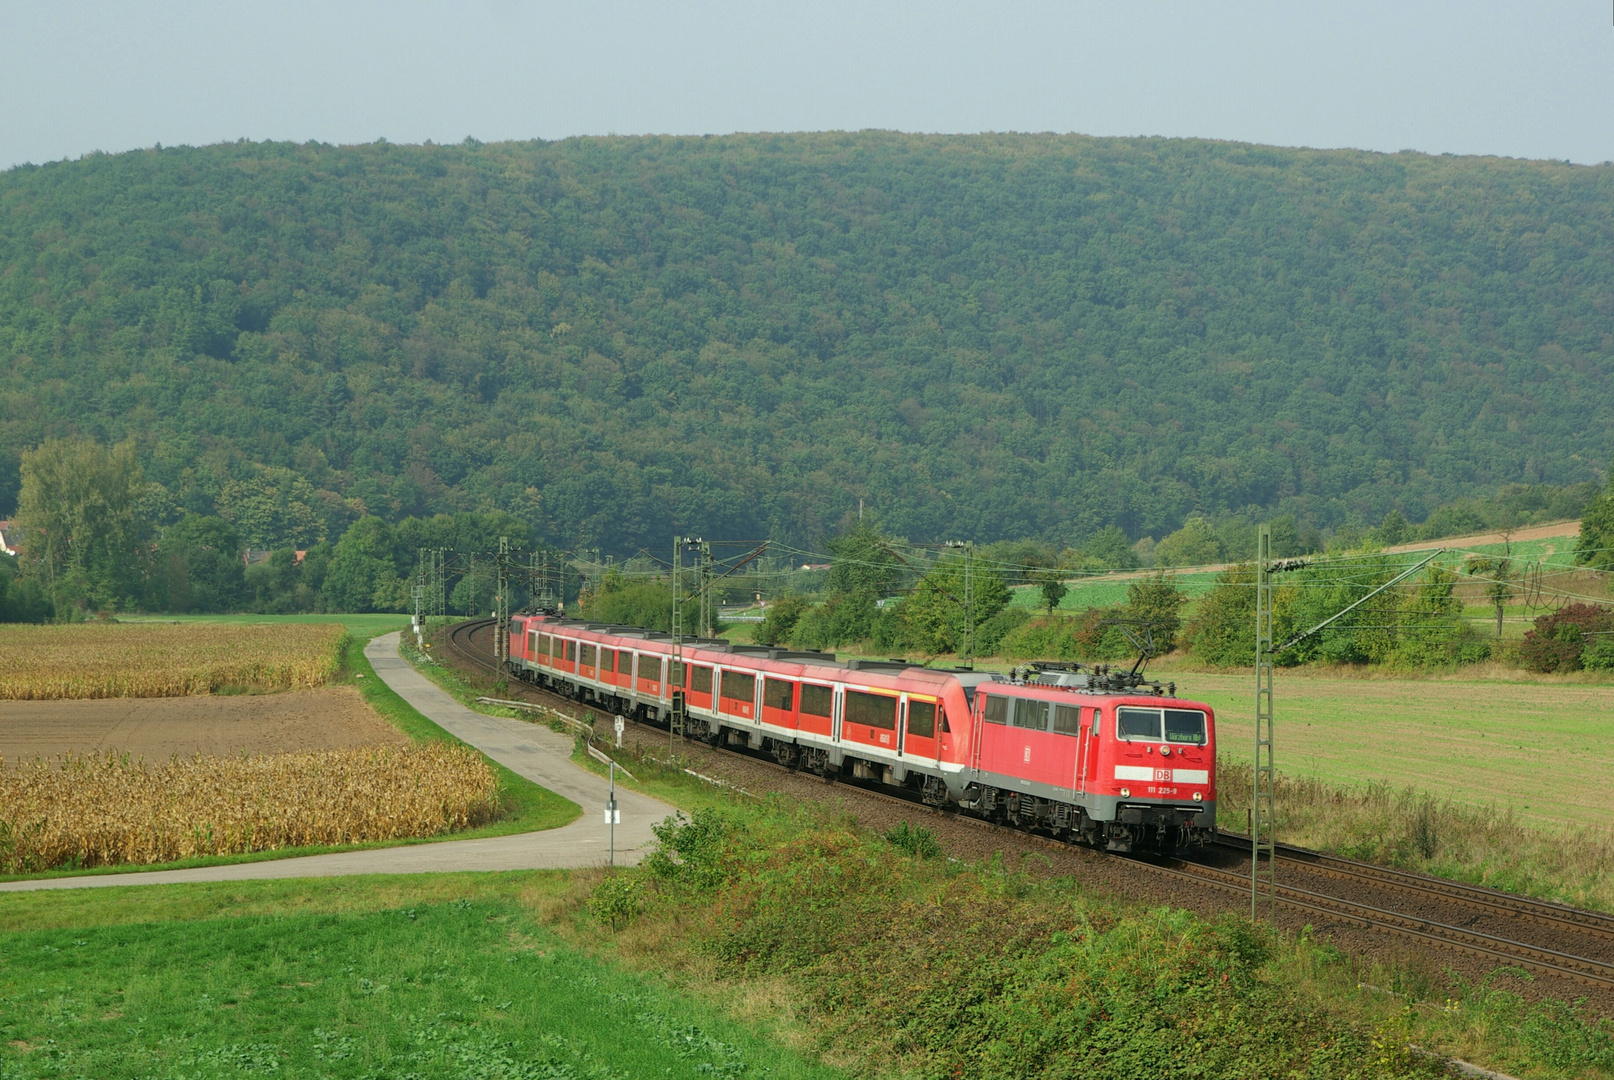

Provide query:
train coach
left=505, top=613, right=1216, bottom=852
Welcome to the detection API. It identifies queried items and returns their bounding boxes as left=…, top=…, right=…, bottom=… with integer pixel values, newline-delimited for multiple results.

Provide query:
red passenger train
left=505, top=613, right=1217, bottom=852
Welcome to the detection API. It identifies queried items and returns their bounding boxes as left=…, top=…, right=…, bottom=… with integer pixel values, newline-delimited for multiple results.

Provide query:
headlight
left=1119, top=787, right=1130, bottom=798
left=1192, top=791, right=1203, bottom=802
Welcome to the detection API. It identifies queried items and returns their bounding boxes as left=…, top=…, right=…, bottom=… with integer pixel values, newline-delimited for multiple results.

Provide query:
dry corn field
left=0, top=743, right=500, bottom=872
left=0, top=622, right=346, bottom=699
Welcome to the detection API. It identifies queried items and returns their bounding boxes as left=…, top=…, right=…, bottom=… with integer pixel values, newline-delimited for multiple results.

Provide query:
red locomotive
left=505, top=614, right=1216, bottom=852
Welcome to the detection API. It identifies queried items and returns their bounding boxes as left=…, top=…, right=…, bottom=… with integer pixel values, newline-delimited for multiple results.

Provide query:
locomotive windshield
left=1164, top=709, right=1207, bottom=745
left=1117, top=707, right=1208, bottom=745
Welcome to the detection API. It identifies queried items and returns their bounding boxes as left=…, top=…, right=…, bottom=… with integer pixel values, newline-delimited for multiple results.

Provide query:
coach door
left=902, top=696, right=941, bottom=762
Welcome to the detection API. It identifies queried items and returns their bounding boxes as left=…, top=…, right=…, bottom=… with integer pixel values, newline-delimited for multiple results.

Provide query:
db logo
left=1154, top=768, right=1171, bottom=781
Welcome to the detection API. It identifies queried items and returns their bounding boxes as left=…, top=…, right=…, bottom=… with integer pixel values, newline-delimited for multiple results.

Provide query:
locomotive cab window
left=1117, top=707, right=1163, bottom=741
left=1164, top=709, right=1208, bottom=745
left=983, top=695, right=1008, bottom=725
left=799, top=683, right=833, bottom=718
left=1013, top=699, right=1049, bottom=731
left=907, top=700, right=936, bottom=739
left=764, top=678, right=794, bottom=711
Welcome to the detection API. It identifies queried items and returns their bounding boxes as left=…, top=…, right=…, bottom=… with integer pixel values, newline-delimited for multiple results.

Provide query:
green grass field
left=117, top=611, right=413, bottom=638
left=0, top=873, right=842, bottom=1080
left=1185, top=670, right=1614, bottom=829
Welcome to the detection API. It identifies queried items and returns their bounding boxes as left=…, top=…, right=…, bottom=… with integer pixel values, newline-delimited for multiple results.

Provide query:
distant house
left=242, top=548, right=308, bottom=566
left=0, top=520, right=19, bottom=557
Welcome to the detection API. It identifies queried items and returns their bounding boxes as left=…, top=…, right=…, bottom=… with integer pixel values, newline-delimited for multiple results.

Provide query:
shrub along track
left=443, top=618, right=1614, bottom=1008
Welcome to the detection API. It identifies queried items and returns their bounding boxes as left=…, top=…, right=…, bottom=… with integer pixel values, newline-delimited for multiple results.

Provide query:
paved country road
left=0, top=632, right=674, bottom=893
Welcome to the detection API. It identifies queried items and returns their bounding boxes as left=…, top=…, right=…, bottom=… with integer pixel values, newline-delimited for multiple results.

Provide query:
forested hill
left=2, top=133, right=1611, bottom=553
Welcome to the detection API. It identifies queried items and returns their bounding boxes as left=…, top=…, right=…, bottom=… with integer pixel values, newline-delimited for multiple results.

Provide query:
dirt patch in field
left=0, top=687, right=409, bottom=763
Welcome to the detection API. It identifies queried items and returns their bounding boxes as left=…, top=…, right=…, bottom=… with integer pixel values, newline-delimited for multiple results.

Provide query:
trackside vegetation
left=553, top=751, right=1614, bottom=1079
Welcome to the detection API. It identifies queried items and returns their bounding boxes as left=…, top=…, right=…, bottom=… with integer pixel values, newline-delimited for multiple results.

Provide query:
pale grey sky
left=2, top=1, right=1612, bottom=170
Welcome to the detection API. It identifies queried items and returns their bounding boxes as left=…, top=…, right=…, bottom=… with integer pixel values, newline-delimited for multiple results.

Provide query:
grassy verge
left=0, top=633, right=578, bottom=883
left=0, top=872, right=842, bottom=1080
left=1215, top=756, right=1614, bottom=913
left=531, top=746, right=1614, bottom=1080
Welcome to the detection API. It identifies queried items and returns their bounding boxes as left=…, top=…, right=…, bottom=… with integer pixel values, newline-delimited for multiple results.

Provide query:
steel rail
left=1165, top=857, right=1614, bottom=990
left=1210, top=832, right=1614, bottom=944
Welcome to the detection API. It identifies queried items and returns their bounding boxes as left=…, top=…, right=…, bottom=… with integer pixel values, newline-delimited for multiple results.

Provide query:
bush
left=790, top=591, right=878, bottom=650
left=588, top=874, right=642, bottom=931
left=1071, top=605, right=1137, bottom=660
left=997, top=616, right=1079, bottom=660
left=1519, top=604, right=1614, bottom=673
left=754, top=592, right=809, bottom=645
left=884, top=820, right=941, bottom=858
left=1187, top=565, right=1254, bottom=667
left=974, top=605, right=1028, bottom=656
left=1584, top=636, right=1614, bottom=672
left=644, top=810, right=733, bottom=891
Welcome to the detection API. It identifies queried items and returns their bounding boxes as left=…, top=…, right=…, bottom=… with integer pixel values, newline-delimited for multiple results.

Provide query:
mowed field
left=1187, top=672, right=1614, bottom=829
left=0, top=687, right=408, bottom=761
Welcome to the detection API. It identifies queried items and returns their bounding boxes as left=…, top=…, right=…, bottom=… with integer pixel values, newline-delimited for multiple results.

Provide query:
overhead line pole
left=495, top=536, right=511, bottom=667
left=1252, top=542, right=1445, bottom=922
left=1253, top=526, right=1276, bottom=924
left=944, top=540, right=975, bottom=669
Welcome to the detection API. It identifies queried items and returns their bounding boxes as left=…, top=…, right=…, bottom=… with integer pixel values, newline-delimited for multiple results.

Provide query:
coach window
left=580, top=644, right=596, bottom=667
left=620, top=652, right=635, bottom=678
left=670, top=661, right=686, bottom=687
left=799, top=683, right=834, bottom=718
left=845, top=690, right=896, bottom=729
left=690, top=665, right=713, bottom=694
left=1014, top=700, right=1050, bottom=731
left=1117, top=707, right=1163, bottom=741
left=564, top=640, right=577, bottom=662
left=720, top=669, right=755, bottom=703
left=764, top=678, right=794, bottom=711
left=1164, top=709, right=1208, bottom=745
left=907, top=700, right=936, bottom=738
left=1052, top=704, right=1081, bottom=735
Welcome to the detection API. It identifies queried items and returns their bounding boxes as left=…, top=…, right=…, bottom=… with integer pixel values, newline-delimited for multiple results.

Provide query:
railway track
left=438, top=617, right=1614, bottom=991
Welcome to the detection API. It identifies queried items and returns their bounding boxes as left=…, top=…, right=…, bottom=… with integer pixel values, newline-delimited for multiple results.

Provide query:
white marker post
left=605, top=761, right=620, bottom=866
left=614, top=714, right=626, bottom=749
left=586, top=744, right=633, bottom=867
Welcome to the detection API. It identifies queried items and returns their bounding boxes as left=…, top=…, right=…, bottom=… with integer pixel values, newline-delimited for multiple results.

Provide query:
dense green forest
left=3, top=133, right=1613, bottom=557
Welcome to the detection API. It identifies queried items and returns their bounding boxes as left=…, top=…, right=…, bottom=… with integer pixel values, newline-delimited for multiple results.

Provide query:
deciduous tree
left=16, top=438, right=149, bottom=612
